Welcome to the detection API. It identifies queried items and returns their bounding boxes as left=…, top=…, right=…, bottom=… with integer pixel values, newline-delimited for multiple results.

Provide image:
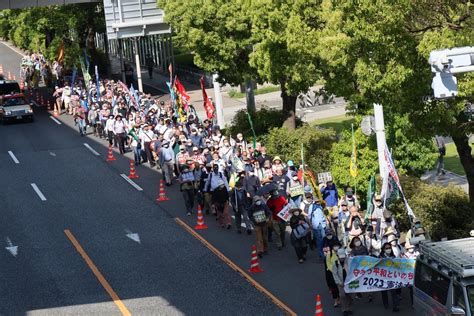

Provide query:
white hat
left=337, top=248, right=346, bottom=258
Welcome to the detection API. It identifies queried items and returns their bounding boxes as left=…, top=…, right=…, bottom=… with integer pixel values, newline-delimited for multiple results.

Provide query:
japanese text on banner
left=344, top=256, right=416, bottom=293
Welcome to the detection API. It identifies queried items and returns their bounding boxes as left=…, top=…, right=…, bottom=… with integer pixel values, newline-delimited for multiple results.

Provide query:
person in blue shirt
left=307, top=193, right=327, bottom=258
left=159, top=141, right=175, bottom=186
left=320, top=180, right=339, bottom=219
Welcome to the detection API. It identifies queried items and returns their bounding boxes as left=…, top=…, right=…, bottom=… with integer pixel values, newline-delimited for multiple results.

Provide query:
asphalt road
left=0, top=41, right=415, bottom=316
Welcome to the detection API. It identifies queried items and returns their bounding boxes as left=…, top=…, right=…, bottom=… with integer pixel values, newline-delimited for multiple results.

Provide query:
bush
left=264, top=125, right=336, bottom=173
left=390, top=176, right=472, bottom=241
left=226, top=106, right=302, bottom=139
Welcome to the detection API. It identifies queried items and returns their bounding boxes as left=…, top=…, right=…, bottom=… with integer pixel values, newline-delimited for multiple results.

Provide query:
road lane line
left=64, top=229, right=131, bottom=316
left=83, top=143, right=100, bottom=156
left=7, top=151, right=19, bottom=164
left=174, top=218, right=297, bottom=316
left=30, top=183, right=46, bottom=201
left=0, top=41, right=25, bottom=57
left=120, top=174, right=143, bottom=191
left=50, top=116, right=62, bottom=125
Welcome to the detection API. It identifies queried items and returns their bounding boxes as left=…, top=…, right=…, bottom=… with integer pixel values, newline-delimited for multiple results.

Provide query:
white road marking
left=7, top=151, right=19, bottom=164
left=120, top=174, right=143, bottom=191
left=0, top=41, right=25, bottom=57
left=49, top=151, right=56, bottom=157
left=84, top=143, right=100, bottom=156
left=30, top=183, right=47, bottom=201
left=5, top=237, right=18, bottom=257
left=125, top=229, right=141, bottom=244
left=50, top=116, right=62, bottom=125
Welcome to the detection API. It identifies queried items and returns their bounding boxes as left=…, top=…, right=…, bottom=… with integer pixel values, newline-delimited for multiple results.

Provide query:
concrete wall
left=0, top=0, right=99, bottom=10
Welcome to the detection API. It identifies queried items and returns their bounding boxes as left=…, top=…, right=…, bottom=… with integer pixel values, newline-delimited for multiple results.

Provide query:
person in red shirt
left=266, top=189, right=288, bottom=250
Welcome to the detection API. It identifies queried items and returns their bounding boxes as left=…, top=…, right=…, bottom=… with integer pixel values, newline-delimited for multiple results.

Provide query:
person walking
left=113, top=114, right=127, bottom=154
left=145, top=54, right=155, bottom=79
left=159, top=141, right=175, bottom=186
left=266, top=189, right=288, bottom=250
left=434, top=135, right=446, bottom=176
left=205, top=164, right=231, bottom=228
left=179, top=164, right=196, bottom=216
left=230, top=180, right=252, bottom=234
left=248, top=195, right=271, bottom=258
left=289, top=208, right=310, bottom=263
left=331, top=249, right=353, bottom=315
left=380, top=241, right=401, bottom=312
left=307, top=194, right=327, bottom=259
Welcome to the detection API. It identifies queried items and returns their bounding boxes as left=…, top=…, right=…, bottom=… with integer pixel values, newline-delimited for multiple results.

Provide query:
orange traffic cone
left=53, top=108, right=59, bottom=117
left=12, top=75, right=15, bottom=81
left=248, top=245, right=264, bottom=273
left=106, top=144, right=116, bottom=162
left=156, top=180, right=169, bottom=202
left=315, top=295, right=323, bottom=316
left=7, top=71, right=12, bottom=80
left=194, top=205, right=208, bottom=230
left=128, top=160, right=139, bottom=179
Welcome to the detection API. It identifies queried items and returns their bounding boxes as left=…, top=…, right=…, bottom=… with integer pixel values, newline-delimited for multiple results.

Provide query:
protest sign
left=230, top=155, right=245, bottom=172
left=277, top=204, right=292, bottom=222
left=317, top=171, right=333, bottom=184
left=344, top=256, right=416, bottom=293
left=288, top=184, right=304, bottom=197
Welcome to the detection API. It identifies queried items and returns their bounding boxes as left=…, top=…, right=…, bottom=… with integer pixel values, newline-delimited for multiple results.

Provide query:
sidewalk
left=421, top=170, right=469, bottom=194
left=109, top=56, right=347, bottom=124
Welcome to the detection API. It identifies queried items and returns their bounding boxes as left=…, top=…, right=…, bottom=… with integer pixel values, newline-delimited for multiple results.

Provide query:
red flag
left=200, top=77, right=215, bottom=120
left=174, top=77, right=190, bottom=110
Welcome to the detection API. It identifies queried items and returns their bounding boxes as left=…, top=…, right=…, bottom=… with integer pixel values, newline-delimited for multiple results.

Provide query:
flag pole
left=351, top=123, right=357, bottom=197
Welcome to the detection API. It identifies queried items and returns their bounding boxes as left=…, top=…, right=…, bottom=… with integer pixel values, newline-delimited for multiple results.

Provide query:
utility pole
left=374, top=103, right=387, bottom=178
left=213, top=74, right=224, bottom=128
left=134, top=38, right=143, bottom=92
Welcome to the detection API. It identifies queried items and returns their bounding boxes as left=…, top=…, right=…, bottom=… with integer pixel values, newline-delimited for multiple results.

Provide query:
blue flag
left=130, top=84, right=141, bottom=109
left=95, top=65, right=100, bottom=101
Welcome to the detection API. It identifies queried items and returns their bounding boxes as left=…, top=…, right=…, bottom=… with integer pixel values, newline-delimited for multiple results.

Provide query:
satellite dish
left=361, top=116, right=375, bottom=136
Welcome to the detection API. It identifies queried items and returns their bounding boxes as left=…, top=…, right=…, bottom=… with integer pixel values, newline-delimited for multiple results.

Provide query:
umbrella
left=256, top=182, right=277, bottom=196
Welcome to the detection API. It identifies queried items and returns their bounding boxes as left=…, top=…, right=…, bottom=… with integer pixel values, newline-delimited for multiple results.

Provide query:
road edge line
left=50, top=116, right=62, bottom=125
left=174, top=218, right=297, bottom=316
left=84, top=143, right=100, bottom=156
left=120, top=174, right=143, bottom=191
left=63, top=229, right=131, bottom=316
left=30, top=183, right=46, bottom=201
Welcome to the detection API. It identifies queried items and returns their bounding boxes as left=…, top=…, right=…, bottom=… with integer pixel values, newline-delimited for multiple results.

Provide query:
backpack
left=206, top=171, right=225, bottom=192
left=292, top=222, right=310, bottom=239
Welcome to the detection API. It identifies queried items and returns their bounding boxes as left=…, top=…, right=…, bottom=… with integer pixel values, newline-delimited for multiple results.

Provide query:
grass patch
left=311, top=115, right=355, bottom=134
left=444, top=142, right=473, bottom=176
left=228, top=85, right=281, bottom=98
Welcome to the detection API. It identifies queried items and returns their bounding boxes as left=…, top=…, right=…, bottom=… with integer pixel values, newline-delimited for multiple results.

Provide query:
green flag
left=384, top=173, right=400, bottom=207
left=365, top=175, right=376, bottom=220
left=246, top=111, right=257, bottom=149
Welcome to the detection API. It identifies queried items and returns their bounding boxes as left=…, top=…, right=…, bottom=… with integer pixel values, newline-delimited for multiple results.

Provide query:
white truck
left=414, top=238, right=474, bottom=315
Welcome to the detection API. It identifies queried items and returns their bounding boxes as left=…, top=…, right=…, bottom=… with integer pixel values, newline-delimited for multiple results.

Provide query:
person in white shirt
left=113, top=115, right=127, bottom=154
left=105, top=114, right=116, bottom=147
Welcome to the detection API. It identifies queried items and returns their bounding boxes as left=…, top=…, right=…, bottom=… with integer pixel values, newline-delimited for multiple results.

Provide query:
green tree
left=248, top=0, right=322, bottom=129
left=159, top=0, right=324, bottom=129
left=315, top=0, right=473, bottom=206
left=0, top=4, right=105, bottom=68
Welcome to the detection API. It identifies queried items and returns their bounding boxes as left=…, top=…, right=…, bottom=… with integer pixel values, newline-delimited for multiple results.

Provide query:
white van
left=414, top=238, right=474, bottom=316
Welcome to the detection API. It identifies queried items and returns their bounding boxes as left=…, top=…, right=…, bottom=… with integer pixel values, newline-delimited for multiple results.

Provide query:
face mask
left=414, top=223, right=422, bottom=229
left=327, top=234, right=333, bottom=240
left=384, top=249, right=392, bottom=255
left=192, top=132, right=197, bottom=135
left=391, top=241, right=397, bottom=246
left=354, top=241, right=361, bottom=247
left=408, top=248, right=415, bottom=253
left=375, top=202, right=382, bottom=207
left=294, top=211, right=300, bottom=216
left=307, top=199, right=313, bottom=204
left=224, top=143, right=229, bottom=147
left=163, top=145, right=169, bottom=148
left=292, top=176, right=298, bottom=181
left=255, top=200, right=262, bottom=206
left=248, top=172, right=254, bottom=176
left=346, top=192, right=353, bottom=197
left=180, top=149, right=185, bottom=152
